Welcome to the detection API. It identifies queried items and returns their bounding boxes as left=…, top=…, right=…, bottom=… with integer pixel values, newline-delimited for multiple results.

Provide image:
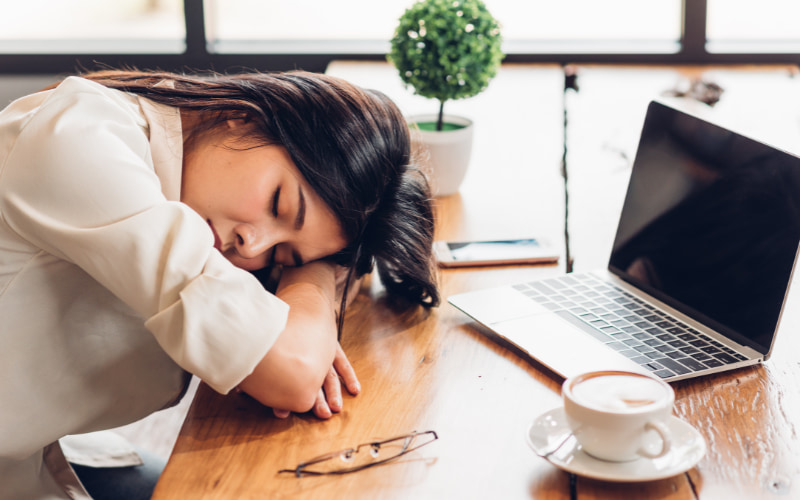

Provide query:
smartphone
left=434, top=238, right=560, bottom=268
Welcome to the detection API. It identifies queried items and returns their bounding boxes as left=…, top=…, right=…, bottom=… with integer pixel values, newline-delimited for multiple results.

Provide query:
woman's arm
left=238, top=261, right=339, bottom=413
left=265, top=264, right=364, bottom=419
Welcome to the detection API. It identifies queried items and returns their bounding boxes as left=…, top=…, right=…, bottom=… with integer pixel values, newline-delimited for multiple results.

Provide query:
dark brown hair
left=76, top=69, right=440, bottom=317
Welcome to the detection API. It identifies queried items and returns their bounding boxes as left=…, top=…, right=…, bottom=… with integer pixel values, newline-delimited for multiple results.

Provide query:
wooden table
left=152, top=63, right=800, bottom=499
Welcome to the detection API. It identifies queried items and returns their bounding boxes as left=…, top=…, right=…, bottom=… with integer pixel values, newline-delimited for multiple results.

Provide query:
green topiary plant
left=388, top=0, right=503, bottom=131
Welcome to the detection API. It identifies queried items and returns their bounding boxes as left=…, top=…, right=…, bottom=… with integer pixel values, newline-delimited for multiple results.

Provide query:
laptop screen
left=609, top=100, right=800, bottom=355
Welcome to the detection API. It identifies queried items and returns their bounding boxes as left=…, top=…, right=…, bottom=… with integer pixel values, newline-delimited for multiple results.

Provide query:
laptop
left=449, top=99, right=800, bottom=382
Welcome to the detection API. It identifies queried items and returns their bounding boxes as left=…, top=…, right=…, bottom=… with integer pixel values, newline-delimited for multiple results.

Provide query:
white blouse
left=0, top=77, right=289, bottom=498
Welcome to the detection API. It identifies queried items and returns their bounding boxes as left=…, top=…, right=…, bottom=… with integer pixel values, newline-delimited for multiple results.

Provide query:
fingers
left=271, top=365, right=347, bottom=421
left=313, top=387, right=333, bottom=419
left=322, top=366, right=343, bottom=413
left=275, top=386, right=334, bottom=420
left=333, top=343, right=361, bottom=396
left=272, top=344, right=361, bottom=421
left=273, top=408, right=290, bottom=419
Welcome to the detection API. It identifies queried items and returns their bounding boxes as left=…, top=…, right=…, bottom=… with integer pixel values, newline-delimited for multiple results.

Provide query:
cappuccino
left=562, top=370, right=676, bottom=461
left=570, top=373, right=668, bottom=412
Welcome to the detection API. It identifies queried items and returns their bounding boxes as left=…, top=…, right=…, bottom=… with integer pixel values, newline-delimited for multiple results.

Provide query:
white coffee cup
left=562, top=370, right=675, bottom=462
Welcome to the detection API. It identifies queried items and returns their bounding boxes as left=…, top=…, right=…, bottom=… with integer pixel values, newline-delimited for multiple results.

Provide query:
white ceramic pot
left=410, top=114, right=474, bottom=197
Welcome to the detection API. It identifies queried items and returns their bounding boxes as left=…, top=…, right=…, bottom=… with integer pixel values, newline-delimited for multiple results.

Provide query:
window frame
left=1, top=0, right=798, bottom=75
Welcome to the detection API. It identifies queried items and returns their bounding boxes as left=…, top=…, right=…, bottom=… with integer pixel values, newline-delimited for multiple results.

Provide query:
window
left=707, top=0, right=800, bottom=53
left=0, top=0, right=184, bottom=54
left=0, top=0, right=798, bottom=74
left=492, top=0, right=681, bottom=54
left=204, top=0, right=682, bottom=55
left=205, top=0, right=408, bottom=53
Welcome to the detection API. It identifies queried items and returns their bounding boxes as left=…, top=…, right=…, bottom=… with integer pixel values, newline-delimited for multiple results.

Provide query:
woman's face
left=181, top=121, right=347, bottom=271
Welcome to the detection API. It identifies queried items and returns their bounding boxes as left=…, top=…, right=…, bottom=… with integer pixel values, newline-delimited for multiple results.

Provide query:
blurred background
left=2, top=0, right=800, bottom=103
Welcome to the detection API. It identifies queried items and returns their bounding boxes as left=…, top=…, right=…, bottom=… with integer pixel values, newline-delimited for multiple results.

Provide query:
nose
left=234, top=223, right=272, bottom=260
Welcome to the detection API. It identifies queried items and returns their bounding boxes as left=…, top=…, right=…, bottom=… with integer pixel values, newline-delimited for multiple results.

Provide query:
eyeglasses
left=278, top=430, right=438, bottom=477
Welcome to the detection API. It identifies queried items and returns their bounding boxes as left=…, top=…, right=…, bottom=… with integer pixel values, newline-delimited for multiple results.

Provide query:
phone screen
left=447, top=238, right=545, bottom=261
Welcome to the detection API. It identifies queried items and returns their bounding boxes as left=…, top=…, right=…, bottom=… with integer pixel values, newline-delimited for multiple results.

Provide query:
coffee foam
left=570, top=374, right=667, bottom=412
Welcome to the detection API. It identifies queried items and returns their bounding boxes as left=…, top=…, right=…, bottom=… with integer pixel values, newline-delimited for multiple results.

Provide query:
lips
left=207, top=220, right=222, bottom=251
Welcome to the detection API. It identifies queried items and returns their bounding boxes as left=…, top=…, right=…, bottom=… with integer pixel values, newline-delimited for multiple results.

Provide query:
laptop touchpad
left=449, top=287, right=549, bottom=325
left=491, top=313, right=646, bottom=379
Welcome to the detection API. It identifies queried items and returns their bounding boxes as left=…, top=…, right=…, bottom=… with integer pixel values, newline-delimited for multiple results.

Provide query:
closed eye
left=271, top=187, right=281, bottom=217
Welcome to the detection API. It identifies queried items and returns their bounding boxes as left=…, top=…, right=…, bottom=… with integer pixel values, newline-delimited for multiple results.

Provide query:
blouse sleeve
left=0, top=77, right=288, bottom=394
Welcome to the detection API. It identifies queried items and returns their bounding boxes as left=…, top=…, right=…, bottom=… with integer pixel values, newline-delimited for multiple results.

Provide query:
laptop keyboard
left=512, top=273, right=749, bottom=379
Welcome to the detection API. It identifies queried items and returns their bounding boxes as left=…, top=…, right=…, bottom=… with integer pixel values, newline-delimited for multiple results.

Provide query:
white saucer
left=526, top=407, right=706, bottom=482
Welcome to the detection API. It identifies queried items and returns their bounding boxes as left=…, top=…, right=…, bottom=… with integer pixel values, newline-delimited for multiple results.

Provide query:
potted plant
left=388, top=0, right=503, bottom=196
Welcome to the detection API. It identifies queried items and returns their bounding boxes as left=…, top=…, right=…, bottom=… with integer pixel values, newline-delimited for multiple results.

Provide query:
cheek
left=230, top=179, right=272, bottom=221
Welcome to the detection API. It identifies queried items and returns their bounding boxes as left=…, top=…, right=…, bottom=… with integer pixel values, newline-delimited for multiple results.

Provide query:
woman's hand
left=272, top=342, right=361, bottom=419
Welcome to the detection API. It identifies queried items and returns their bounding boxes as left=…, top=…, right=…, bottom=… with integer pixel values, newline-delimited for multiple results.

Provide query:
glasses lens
left=291, top=431, right=438, bottom=476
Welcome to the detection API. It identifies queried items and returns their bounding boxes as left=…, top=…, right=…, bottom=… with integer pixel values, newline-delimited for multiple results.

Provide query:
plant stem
left=437, top=100, right=445, bottom=131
